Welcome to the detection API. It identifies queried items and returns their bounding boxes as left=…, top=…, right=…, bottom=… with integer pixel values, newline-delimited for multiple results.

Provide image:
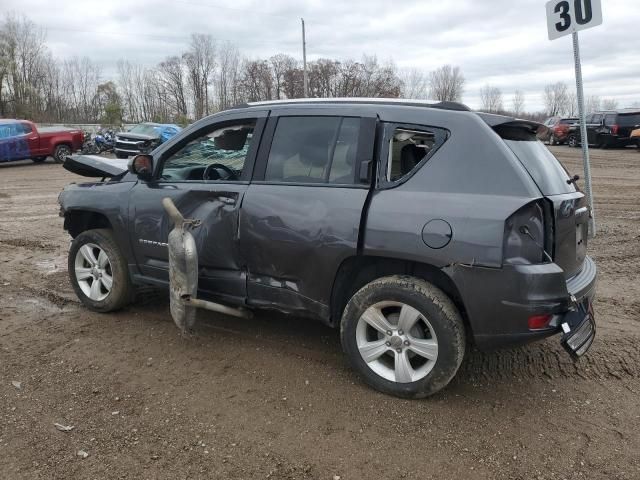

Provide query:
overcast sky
left=3, top=0, right=639, bottom=111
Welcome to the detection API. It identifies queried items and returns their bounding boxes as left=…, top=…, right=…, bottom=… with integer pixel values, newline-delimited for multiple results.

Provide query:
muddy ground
left=0, top=146, right=639, bottom=480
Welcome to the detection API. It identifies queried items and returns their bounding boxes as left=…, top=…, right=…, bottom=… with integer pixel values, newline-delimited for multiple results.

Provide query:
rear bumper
left=446, top=256, right=597, bottom=350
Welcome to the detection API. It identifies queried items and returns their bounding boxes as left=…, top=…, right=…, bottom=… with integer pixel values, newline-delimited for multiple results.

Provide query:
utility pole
left=301, top=18, right=308, bottom=97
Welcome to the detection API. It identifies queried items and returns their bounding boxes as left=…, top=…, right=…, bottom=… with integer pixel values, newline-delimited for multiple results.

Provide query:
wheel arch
left=330, top=255, right=473, bottom=340
left=64, top=209, right=114, bottom=238
left=53, top=141, right=72, bottom=151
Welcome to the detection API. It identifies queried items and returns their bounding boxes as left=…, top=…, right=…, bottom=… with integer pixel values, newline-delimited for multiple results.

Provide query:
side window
left=264, top=116, right=360, bottom=184
left=19, top=123, right=32, bottom=134
left=386, top=128, right=438, bottom=182
left=591, top=114, right=603, bottom=124
left=160, top=120, right=256, bottom=182
left=0, top=125, right=12, bottom=139
left=603, top=114, right=616, bottom=127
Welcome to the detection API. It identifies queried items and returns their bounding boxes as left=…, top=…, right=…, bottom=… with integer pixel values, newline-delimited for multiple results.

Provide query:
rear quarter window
left=495, top=126, right=577, bottom=196
left=618, top=113, right=640, bottom=127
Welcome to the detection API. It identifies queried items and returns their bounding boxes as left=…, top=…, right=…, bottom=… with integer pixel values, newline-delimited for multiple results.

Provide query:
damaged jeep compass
left=58, top=98, right=596, bottom=398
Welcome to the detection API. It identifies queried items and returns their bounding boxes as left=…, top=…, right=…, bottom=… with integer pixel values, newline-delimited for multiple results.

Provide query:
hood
left=116, top=132, right=159, bottom=141
left=63, top=154, right=129, bottom=178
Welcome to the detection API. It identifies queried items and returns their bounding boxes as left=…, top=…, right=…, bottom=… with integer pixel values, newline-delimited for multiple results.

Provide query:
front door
left=129, top=112, right=267, bottom=305
left=239, top=109, right=377, bottom=321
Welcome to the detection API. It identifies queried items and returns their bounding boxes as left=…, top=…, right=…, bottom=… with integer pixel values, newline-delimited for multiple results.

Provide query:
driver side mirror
left=128, top=154, right=154, bottom=181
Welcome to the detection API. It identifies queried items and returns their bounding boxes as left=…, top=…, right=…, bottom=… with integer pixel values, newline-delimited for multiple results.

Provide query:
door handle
left=218, top=196, right=236, bottom=205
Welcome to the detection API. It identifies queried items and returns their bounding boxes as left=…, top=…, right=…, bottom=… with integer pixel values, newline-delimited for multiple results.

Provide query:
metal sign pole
left=571, top=31, right=596, bottom=237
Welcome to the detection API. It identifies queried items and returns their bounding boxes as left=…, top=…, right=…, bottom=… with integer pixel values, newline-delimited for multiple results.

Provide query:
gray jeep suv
left=58, top=98, right=597, bottom=398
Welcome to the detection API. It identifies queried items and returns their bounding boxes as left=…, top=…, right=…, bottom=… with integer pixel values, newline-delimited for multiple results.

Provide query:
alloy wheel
left=56, top=145, right=71, bottom=162
left=355, top=301, right=438, bottom=383
left=74, top=243, right=113, bottom=301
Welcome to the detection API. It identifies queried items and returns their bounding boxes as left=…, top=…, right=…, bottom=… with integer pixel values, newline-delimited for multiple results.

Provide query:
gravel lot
left=1, top=146, right=639, bottom=479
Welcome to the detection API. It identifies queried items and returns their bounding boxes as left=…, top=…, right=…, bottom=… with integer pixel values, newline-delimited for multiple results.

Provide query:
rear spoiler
left=477, top=112, right=547, bottom=138
left=63, top=155, right=129, bottom=178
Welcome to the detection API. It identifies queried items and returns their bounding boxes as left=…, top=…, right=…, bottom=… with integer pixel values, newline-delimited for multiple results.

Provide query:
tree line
left=476, top=81, right=621, bottom=119
left=0, top=14, right=631, bottom=126
left=0, top=15, right=468, bottom=125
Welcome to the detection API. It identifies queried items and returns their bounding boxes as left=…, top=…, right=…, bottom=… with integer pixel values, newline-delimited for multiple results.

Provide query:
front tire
left=54, top=144, right=71, bottom=163
left=568, top=135, right=579, bottom=148
left=340, top=275, right=466, bottom=398
left=549, top=135, right=557, bottom=146
left=68, top=229, right=132, bottom=312
left=115, top=153, right=128, bottom=159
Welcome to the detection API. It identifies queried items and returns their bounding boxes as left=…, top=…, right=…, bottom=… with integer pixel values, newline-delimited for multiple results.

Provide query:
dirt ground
left=0, top=146, right=639, bottom=480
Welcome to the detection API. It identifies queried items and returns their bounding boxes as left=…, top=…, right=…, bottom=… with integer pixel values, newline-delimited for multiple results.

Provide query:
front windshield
left=129, top=124, right=161, bottom=136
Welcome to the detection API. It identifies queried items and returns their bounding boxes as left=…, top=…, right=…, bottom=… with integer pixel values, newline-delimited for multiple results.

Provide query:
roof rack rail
left=230, top=97, right=471, bottom=112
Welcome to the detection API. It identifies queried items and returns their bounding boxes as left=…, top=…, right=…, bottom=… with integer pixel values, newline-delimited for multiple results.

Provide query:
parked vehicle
left=82, top=128, right=117, bottom=155
left=631, top=127, right=640, bottom=150
left=58, top=98, right=596, bottom=398
left=538, top=117, right=577, bottom=145
left=95, top=129, right=116, bottom=153
left=567, top=109, right=640, bottom=148
left=0, top=119, right=84, bottom=163
left=114, top=122, right=181, bottom=159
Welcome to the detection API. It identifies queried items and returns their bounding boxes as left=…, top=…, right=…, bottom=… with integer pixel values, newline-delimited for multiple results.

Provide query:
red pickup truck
left=0, top=119, right=84, bottom=164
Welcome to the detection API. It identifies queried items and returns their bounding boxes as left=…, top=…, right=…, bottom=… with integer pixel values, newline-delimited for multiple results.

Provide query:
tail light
left=503, top=201, right=547, bottom=265
left=528, top=314, right=552, bottom=330
left=610, top=125, right=619, bottom=135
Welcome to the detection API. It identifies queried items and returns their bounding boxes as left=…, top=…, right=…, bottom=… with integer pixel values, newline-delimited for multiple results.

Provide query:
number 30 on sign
left=546, top=0, right=603, bottom=40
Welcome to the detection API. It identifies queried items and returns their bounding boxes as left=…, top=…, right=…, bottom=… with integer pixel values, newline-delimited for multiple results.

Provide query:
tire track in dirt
left=0, top=238, right=59, bottom=252
left=460, top=336, right=639, bottom=382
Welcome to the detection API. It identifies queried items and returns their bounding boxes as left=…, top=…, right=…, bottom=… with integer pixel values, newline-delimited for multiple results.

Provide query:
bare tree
left=158, top=56, right=188, bottom=120
left=585, top=95, right=601, bottom=113
left=601, top=98, right=618, bottom=110
left=511, top=90, right=525, bottom=116
left=282, top=61, right=304, bottom=99
left=0, top=13, right=48, bottom=118
left=429, top=65, right=465, bottom=102
left=183, top=33, right=216, bottom=119
left=217, top=41, right=242, bottom=109
left=567, top=92, right=578, bottom=116
left=240, top=59, right=273, bottom=102
left=357, top=55, right=401, bottom=98
left=543, top=82, right=569, bottom=116
left=270, top=53, right=298, bottom=100
left=400, top=68, right=429, bottom=99
left=479, top=84, right=503, bottom=113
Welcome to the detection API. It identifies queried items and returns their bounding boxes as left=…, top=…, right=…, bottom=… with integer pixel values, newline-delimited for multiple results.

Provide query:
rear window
left=618, top=113, right=640, bottom=127
left=559, top=118, right=576, bottom=125
left=495, top=126, right=577, bottom=195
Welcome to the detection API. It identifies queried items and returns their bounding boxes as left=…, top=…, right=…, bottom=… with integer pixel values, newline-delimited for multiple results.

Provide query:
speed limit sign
left=546, top=0, right=602, bottom=40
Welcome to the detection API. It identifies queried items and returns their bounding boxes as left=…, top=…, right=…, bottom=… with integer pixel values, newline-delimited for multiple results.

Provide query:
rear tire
left=340, top=275, right=466, bottom=398
left=68, top=229, right=132, bottom=313
left=53, top=144, right=71, bottom=163
left=549, top=135, right=557, bottom=146
left=568, top=135, right=579, bottom=148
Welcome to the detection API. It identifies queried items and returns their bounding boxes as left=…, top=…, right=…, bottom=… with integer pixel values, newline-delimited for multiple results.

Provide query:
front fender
left=59, top=181, right=136, bottom=266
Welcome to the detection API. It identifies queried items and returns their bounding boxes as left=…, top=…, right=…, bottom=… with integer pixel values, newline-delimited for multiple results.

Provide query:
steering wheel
left=203, top=163, right=238, bottom=181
